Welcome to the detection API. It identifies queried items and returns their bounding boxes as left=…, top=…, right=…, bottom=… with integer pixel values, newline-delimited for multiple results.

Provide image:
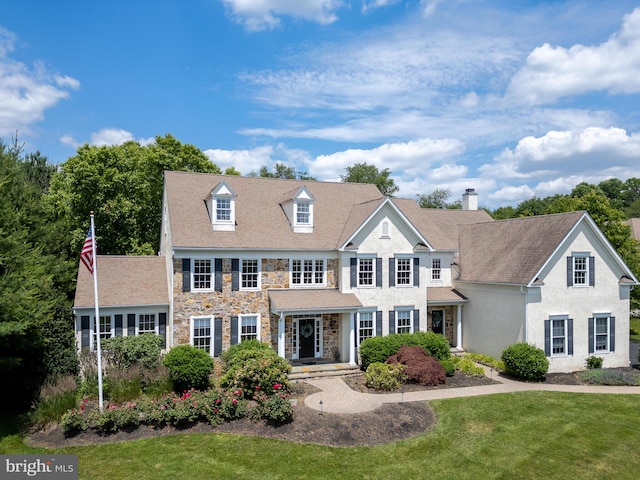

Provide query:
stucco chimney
left=462, top=188, right=478, bottom=211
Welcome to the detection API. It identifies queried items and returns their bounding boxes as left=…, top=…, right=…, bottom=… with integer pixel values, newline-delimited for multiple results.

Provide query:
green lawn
left=3, top=392, right=640, bottom=479
left=630, top=317, right=640, bottom=343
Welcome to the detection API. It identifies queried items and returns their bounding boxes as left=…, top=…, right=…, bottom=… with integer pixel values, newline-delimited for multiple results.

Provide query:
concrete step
left=289, top=362, right=362, bottom=380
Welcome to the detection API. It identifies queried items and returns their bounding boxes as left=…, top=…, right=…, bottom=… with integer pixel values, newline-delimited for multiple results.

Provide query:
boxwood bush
left=163, top=345, right=213, bottom=391
left=501, top=343, right=549, bottom=381
left=359, top=331, right=451, bottom=371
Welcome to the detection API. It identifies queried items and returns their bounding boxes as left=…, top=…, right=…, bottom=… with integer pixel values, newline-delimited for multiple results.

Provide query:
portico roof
left=427, top=287, right=468, bottom=304
left=269, top=289, right=362, bottom=314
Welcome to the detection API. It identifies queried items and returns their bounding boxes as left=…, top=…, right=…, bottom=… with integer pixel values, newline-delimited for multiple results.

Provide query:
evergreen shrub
left=359, top=331, right=451, bottom=371
left=501, top=343, right=549, bottom=381
left=163, top=345, right=213, bottom=392
left=364, top=362, right=406, bottom=391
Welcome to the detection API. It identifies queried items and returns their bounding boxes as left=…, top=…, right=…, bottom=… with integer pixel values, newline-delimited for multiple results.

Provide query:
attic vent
left=381, top=221, right=390, bottom=238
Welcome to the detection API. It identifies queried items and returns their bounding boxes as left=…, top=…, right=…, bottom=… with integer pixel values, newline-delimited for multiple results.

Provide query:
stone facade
left=427, top=306, right=456, bottom=346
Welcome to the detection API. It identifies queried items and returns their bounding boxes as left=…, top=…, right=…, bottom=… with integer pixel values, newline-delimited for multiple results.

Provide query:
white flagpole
left=90, top=212, right=105, bottom=412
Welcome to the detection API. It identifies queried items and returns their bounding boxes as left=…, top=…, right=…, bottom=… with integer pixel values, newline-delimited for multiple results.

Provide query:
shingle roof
left=457, top=211, right=586, bottom=285
left=625, top=218, right=640, bottom=242
left=74, top=256, right=169, bottom=308
left=268, top=289, right=362, bottom=312
left=164, top=171, right=384, bottom=250
left=427, top=287, right=468, bottom=303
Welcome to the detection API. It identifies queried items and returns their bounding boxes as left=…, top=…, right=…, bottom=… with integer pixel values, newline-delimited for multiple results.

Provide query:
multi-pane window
left=240, top=315, right=259, bottom=342
left=139, top=314, right=156, bottom=334
left=396, top=258, right=412, bottom=285
left=292, top=259, right=325, bottom=285
left=573, top=256, right=587, bottom=285
left=432, top=258, right=441, bottom=280
left=241, top=259, right=259, bottom=289
left=552, top=318, right=566, bottom=355
left=216, top=198, right=231, bottom=221
left=396, top=310, right=412, bottom=334
left=595, top=316, right=610, bottom=352
left=95, top=316, right=112, bottom=341
left=296, top=201, right=310, bottom=224
left=358, top=312, right=374, bottom=345
left=358, top=258, right=374, bottom=286
left=192, top=317, right=211, bottom=353
left=193, top=259, right=212, bottom=290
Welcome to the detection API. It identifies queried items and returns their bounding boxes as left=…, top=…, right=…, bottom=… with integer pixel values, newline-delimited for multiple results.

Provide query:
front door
left=298, top=318, right=316, bottom=359
left=432, top=310, right=444, bottom=336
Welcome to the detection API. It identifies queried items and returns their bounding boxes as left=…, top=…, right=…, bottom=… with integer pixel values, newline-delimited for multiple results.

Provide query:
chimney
left=462, top=188, right=478, bottom=211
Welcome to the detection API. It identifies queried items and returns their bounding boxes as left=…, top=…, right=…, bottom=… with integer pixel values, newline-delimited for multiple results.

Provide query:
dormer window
left=208, top=181, right=236, bottom=231
left=281, top=186, right=314, bottom=233
left=296, top=201, right=311, bottom=225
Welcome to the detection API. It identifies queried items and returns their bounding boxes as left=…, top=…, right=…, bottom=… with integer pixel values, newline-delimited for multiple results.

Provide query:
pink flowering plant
left=202, top=388, right=248, bottom=426
left=92, top=401, right=140, bottom=434
left=251, top=384, right=294, bottom=425
left=60, top=400, right=90, bottom=437
left=220, top=349, right=292, bottom=398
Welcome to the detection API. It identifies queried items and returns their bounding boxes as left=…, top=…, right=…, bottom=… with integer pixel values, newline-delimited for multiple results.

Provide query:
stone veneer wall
left=273, top=312, right=341, bottom=361
left=173, top=257, right=339, bottom=354
left=427, top=306, right=455, bottom=346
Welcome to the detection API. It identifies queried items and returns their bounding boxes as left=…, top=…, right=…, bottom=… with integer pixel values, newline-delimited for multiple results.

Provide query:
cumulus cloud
left=508, top=7, right=640, bottom=105
left=203, top=144, right=311, bottom=175
left=221, top=0, right=341, bottom=31
left=361, top=0, right=400, bottom=14
left=0, top=28, right=80, bottom=137
left=89, top=128, right=155, bottom=147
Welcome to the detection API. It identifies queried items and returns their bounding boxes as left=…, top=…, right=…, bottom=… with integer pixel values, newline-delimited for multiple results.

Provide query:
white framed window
left=95, top=316, right=113, bottom=341
left=239, top=314, right=260, bottom=342
left=191, top=316, right=212, bottom=354
left=138, top=314, right=156, bottom=334
left=358, top=258, right=374, bottom=287
left=193, top=259, right=212, bottom=290
left=358, top=311, right=375, bottom=346
left=396, top=310, right=412, bottom=334
left=594, top=315, right=611, bottom=352
left=396, top=258, right=412, bottom=286
left=552, top=318, right=567, bottom=355
left=292, top=259, right=325, bottom=286
left=296, top=201, right=310, bottom=224
left=241, top=259, right=259, bottom=290
left=216, top=198, right=231, bottom=222
left=432, top=258, right=441, bottom=281
left=573, top=255, right=588, bottom=286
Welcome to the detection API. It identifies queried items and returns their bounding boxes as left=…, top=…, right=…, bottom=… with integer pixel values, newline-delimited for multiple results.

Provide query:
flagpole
left=90, top=212, right=105, bottom=412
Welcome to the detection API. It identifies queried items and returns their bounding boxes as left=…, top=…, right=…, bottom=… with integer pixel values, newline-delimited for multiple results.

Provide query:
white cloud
left=59, top=134, right=79, bottom=148
left=508, top=7, right=640, bottom=105
left=203, top=144, right=311, bottom=174
left=361, top=0, right=400, bottom=14
left=0, top=29, right=80, bottom=137
left=221, top=0, right=341, bottom=31
left=89, top=128, right=155, bottom=147
left=489, top=184, right=535, bottom=204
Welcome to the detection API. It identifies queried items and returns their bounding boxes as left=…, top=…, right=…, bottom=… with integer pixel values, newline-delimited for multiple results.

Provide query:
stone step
left=289, top=362, right=362, bottom=380
left=289, top=368, right=362, bottom=381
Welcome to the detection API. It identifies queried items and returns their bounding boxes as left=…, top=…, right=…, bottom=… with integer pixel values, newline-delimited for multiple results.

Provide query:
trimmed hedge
left=501, top=343, right=549, bottom=381
left=359, top=331, right=451, bottom=371
left=163, top=345, right=214, bottom=392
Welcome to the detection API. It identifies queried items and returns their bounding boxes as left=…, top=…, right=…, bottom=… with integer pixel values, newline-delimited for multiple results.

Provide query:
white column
left=278, top=312, right=285, bottom=358
left=349, top=313, right=356, bottom=366
left=456, top=304, right=463, bottom=349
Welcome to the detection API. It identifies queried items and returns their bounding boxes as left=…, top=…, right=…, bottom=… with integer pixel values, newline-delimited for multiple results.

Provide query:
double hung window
left=193, top=259, right=212, bottom=290
left=358, top=311, right=374, bottom=345
left=292, top=259, right=325, bottom=285
left=138, top=314, right=156, bottom=334
left=241, top=259, right=259, bottom=290
left=358, top=258, right=374, bottom=286
left=240, top=315, right=259, bottom=342
left=431, top=258, right=441, bottom=281
left=192, top=317, right=212, bottom=353
left=396, top=310, right=412, bottom=334
left=396, top=258, right=412, bottom=285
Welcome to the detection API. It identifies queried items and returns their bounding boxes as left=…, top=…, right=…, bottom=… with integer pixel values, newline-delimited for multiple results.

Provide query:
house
left=73, top=172, right=638, bottom=373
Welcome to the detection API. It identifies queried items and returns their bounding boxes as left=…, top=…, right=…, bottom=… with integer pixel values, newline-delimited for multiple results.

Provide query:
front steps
left=289, top=362, right=361, bottom=380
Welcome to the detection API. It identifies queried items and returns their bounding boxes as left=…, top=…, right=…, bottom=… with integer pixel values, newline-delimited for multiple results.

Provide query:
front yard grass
left=3, top=391, right=640, bottom=479
left=630, top=316, right=640, bottom=343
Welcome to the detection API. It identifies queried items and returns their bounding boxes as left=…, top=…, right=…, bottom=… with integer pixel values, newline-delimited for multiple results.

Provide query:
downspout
left=278, top=312, right=285, bottom=359
left=520, top=286, right=528, bottom=343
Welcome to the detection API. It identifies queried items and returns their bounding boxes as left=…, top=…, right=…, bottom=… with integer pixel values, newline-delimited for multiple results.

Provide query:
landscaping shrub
left=464, top=352, right=505, bottom=372
left=219, top=347, right=291, bottom=397
left=140, top=365, right=173, bottom=398
left=586, top=355, right=603, bottom=369
left=102, top=334, right=164, bottom=371
left=104, top=366, right=143, bottom=404
left=60, top=405, right=89, bottom=437
left=387, top=345, right=446, bottom=386
left=451, top=356, right=485, bottom=377
left=163, top=345, right=213, bottom=392
left=501, top=343, right=549, bottom=381
left=439, top=359, right=456, bottom=377
left=93, top=402, right=140, bottom=434
left=252, top=384, right=294, bottom=425
left=359, top=331, right=451, bottom=371
left=579, top=369, right=640, bottom=386
left=32, top=375, right=78, bottom=426
left=219, top=339, right=272, bottom=370
left=364, top=362, right=406, bottom=391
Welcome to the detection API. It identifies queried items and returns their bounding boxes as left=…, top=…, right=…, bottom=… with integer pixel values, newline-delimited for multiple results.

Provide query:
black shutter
left=544, top=320, right=551, bottom=356
left=389, top=258, right=395, bottom=287
left=610, top=316, right=615, bottom=352
left=566, top=257, right=573, bottom=287
left=376, top=311, right=382, bottom=337
left=413, top=309, right=420, bottom=333
left=127, top=314, right=136, bottom=336
left=413, top=258, right=420, bottom=287
left=182, top=258, right=191, bottom=292
left=158, top=313, right=167, bottom=348
left=567, top=318, right=573, bottom=356
left=350, top=258, right=357, bottom=288
left=588, top=317, right=594, bottom=354
left=589, top=256, right=595, bottom=286
left=81, top=316, right=90, bottom=348
left=231, top=259, right=240, bottom=291
left=389, top=311, right=395, bottom=335
left=213, top=317, right=223, bottom=357
left=231, top=316, right=239, bottom=345
left=376, top=258, right=382, bottom=287
left=214, top=258, right=223, bottom=292
left=115, top=314, right=123, bottom=337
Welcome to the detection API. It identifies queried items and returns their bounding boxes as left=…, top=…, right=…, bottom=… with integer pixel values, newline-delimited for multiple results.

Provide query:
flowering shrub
left=202, top=388, right=248, bottom=426
left=93, top=401, right=140, bottom=434
left=60, top=402, right=89, bottom=437
left=252, top=384, right=294, bottom=425
left=220, top=348, right=291, bottom=398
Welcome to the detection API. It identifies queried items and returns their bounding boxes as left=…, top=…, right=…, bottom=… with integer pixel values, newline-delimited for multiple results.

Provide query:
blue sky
left=2, top=0, right=640, bottom=208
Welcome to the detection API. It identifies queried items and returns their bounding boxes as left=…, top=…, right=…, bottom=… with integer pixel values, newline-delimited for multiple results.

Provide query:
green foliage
left=364, top=362, right=407, bottom=391
left=47, top=134, right=221, bottom=255
left=579, top=369, right=640, bottom=386
left=219, top=346, right=291, bottom=397
left=341, top=162, right=399, bottom=196
left=102, top=334, right=164, bottom=371
left=501, top=343, right=549, bottom=381
left=585, top=356, right=603, bottom=370
left=60, top=405, right=89, bottom=437
left=464, top=352, right=505, bottom=372
left=104, top=368, right=143, bottom=404
left=251, top=162, right=317, bottom=180
left=219, top=339, right=273, bottom=370
left=416, top=188, right=461, bottom=209
left=252, top=387, right=294, bottom=425
left=451, top=356, right=487, bottom=377
left=31, top=376, right=78, bottom=426
left=359, top=331, right=451, bottom=371
left=93, top=402, right=140, bottom=434
left=163, top=345, right=213, bottom=392
left=439, top=359, right=456, bottom=376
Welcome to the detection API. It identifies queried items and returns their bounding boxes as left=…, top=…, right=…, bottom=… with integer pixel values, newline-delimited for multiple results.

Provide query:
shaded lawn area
left=3, top=392, right=640, bottom=479
left=630, top=317, right=640, bottom=343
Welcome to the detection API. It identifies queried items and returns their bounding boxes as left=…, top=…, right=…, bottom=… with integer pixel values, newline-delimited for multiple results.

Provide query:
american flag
left=80, top=228, right=95, bottom=274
